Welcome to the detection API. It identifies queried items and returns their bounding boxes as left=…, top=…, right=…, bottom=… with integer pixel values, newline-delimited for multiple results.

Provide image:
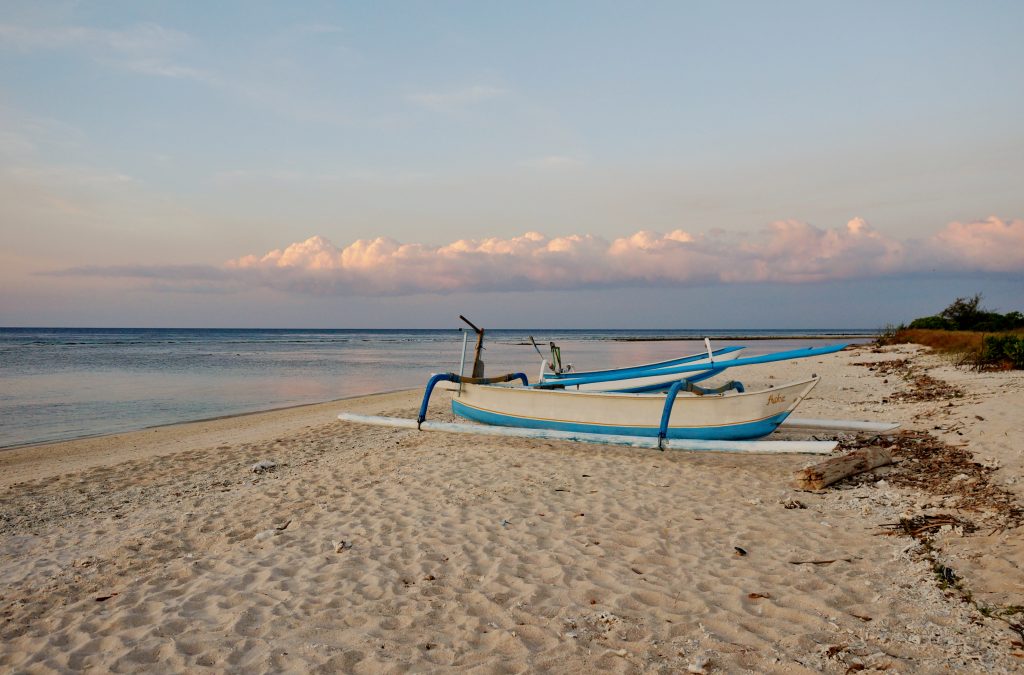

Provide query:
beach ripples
left=1, top=370, right=1020, bottom=672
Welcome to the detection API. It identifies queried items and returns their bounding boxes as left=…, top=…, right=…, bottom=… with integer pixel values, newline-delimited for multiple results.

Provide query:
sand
left=1, top=345, right=1022, bottom=673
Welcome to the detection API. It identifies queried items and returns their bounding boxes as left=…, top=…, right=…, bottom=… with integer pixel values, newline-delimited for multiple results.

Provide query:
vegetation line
left=878, top=294, right=1024, bottom=370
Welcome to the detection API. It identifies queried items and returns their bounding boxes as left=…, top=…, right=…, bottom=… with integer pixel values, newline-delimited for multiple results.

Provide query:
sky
left=1, top=0, right=1022, bottom=328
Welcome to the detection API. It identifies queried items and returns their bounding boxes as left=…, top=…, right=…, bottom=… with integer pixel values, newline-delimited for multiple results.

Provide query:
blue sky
left=2, top=1, right=1022, bottom=327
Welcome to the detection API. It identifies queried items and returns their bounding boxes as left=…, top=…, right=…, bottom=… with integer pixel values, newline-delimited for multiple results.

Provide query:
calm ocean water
left=0, top=327, right=874, bottom=448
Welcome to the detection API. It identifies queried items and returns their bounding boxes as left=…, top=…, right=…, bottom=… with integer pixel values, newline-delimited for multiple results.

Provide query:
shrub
left=876, top=323, right=907, bottom=345
left=939, top=294, right=985, bottom=330
left=908, top=294, right=1024, bottom=333
left=978, top=335, right=1024, bottom=369
left=908, top=315, right=953, bottom=330
left=973, top=311, right=1024, bottom=332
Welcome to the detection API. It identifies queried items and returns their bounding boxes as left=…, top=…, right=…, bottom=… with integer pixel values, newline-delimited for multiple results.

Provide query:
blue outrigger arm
left=656, top=378, right=745, bottom=448
left=658, top=380, right=687, bottom=448
left=534, top=343, right=848, bottom=389
left=418, top=372, right=529, bottom=427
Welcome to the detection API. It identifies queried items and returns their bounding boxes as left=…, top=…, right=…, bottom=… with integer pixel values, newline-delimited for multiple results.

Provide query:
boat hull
left=452, top=377, right=818, bottom=440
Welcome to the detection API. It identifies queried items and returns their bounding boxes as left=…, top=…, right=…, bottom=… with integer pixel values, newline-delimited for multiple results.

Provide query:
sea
left=0, top=327, right=876, bottom=449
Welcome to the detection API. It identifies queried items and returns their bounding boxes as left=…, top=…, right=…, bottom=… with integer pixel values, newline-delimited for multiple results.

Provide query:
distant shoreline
left=511, top=334, right=875, bottom=345
left=0, top=327, right=878, bottom=334
left=612, top=334, right=875, bottom=342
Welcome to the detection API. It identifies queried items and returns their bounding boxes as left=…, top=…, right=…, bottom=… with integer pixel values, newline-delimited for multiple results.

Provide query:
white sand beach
left=2, top=344, right=1022, bottom=673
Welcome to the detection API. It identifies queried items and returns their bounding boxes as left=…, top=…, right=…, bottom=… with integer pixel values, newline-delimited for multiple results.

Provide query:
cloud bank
left=54, top=217, right=1024, bottom=296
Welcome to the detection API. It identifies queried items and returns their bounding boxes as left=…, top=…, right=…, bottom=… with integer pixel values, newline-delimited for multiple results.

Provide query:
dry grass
left=884, top=327, right=1023, bottom=349
left=891, top=329, right=986, bottom=353
left=879, top=328, right=1024, bottom=369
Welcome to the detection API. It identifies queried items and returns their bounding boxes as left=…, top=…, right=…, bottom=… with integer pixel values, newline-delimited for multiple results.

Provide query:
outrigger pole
left=459, top=315, right=485, bottom=378
left=337, top=412, right=839, bottom=455
left=535, top=343, right=850, bottom=388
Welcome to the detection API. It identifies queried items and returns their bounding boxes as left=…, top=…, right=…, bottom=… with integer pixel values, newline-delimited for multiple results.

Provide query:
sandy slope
left=1, top=345, right=1022, bottom=673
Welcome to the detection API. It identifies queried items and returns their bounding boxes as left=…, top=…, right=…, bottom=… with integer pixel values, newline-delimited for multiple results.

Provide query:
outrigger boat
left=338, top=318, right=898, bottom=454
left=430, top=320, right=836, bottom=441
left=451, top=374, right=819, bottom=440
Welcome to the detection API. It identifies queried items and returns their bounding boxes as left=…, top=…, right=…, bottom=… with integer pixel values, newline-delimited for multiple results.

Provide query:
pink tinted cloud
left=729, top=217, right=908, bottom=283
left=54, top=217, right=1024, bottom=295
left=927, top=216, right=1024, bottom=272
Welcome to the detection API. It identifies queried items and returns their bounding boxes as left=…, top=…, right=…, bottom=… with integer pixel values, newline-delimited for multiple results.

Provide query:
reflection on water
left=0, top=328, right=872, bottom=448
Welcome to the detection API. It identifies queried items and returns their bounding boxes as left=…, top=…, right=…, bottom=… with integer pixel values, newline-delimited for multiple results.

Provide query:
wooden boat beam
left=459, top=315, right=486, bottom=378
left=779, top=418, right=900, bottom=433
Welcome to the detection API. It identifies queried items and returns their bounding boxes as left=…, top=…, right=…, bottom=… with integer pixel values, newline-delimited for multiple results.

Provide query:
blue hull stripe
left=452, top=400, right=791, bottom=441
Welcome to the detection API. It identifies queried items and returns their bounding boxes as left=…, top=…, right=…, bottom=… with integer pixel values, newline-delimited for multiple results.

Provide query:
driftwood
left=794, top=447, right=893, bottom=490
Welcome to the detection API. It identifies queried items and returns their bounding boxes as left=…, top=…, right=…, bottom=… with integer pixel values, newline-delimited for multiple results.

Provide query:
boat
left=336, top=319, right=894, bottom=455
left=450, top=375, right=820, bottom=440
left=406, top=321, right=833, bottom=441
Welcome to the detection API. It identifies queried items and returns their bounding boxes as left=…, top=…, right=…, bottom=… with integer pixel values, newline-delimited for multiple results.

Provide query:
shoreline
left=0, top=387, right=418, bottom=454
left=0, top=388, right=421, bottom=487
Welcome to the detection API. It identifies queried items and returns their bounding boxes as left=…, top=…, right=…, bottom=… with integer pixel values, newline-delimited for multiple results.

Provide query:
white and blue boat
left=450, top=375, right=820, bottom=441
left=337, top=320, right=892, bottom=454
left=412, top=329, right=849, bottom=442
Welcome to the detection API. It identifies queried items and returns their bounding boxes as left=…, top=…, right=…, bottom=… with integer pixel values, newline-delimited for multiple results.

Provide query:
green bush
left=973, top=311, right=1024, bottom=332
left=940, top=294, right=985, bottom=330
left=978, top=335, right=1024, bottom=369
left=909, top=295, right=1024, bottom=332
left=908, top=315, right=953, bottom=330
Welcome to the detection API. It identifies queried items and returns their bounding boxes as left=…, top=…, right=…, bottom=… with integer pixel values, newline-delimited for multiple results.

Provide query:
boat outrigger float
left=337, top=318, right=899, bottom=455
